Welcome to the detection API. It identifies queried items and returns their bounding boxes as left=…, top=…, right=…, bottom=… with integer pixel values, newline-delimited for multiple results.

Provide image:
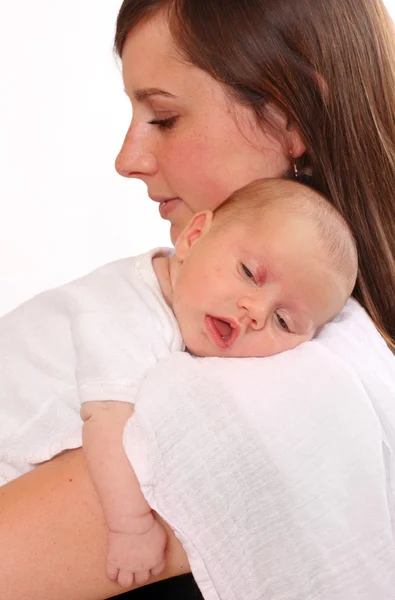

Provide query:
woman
left=0, top=0, right=394, bottom=598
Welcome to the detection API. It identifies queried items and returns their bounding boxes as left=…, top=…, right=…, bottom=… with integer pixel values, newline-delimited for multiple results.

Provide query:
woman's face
left=116, top=13, right=299, bottom=243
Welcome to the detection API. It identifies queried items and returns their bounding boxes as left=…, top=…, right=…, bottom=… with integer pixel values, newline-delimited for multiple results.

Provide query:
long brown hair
left=115, top=0, right=395, bottom=351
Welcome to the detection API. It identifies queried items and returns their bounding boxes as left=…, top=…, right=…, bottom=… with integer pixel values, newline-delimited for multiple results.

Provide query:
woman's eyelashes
left=148, top=116, right=177, bottom=130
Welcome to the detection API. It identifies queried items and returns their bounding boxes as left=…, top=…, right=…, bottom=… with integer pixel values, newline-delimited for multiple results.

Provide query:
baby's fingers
left=134, top=570, right=150, bottom=586
left=107, top=564, right=120, bottom=582
left=151, top=560, right=165, bottom=577
left=118, top=569, right=135, bottom=589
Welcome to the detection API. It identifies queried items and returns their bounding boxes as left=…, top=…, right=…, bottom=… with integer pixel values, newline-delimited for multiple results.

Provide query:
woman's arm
left=0, top=448, right=190, bottom=600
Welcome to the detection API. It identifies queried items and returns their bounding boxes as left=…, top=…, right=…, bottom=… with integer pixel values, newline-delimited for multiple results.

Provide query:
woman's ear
left=287, top=121, right=306, bottom=159
left=264, top=102, right=306, bottom=159
left=175, top=211, right=214, bottom=261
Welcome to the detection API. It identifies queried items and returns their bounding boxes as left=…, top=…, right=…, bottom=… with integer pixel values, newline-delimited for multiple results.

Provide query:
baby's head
left=170, top=178, right=358, bottom=358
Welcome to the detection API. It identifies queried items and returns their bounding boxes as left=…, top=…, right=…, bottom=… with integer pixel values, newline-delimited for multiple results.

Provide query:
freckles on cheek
left=173, top=138, right=228, bottom=200
left=172, top=137, right=206, bottom=171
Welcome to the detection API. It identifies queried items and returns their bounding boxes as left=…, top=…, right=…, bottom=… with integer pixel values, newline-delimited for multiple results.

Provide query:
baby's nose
left=238, top=296, right=268, bottom=330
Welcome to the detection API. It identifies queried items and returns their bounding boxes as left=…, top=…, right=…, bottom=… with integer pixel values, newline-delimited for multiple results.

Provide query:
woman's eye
left=148, top=116, right=177, bottom=130
left=276, top=313, right=290, bottom=331
left=241, top=263, right=254, bottom=280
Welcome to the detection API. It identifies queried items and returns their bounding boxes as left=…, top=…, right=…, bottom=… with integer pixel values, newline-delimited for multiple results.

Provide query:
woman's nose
left=115, top=124, right=158, bottom=178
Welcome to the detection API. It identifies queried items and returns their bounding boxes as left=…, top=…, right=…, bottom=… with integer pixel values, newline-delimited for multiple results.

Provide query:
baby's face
left=172, top=210, right=347, bottom=358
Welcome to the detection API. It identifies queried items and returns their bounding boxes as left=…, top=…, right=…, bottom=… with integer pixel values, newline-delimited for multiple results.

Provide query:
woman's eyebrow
left=125, top=87, right=178, bottom=102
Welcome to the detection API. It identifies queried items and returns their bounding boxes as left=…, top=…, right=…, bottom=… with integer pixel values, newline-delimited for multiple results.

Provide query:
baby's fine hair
left=214, top=178, right=358, bottom=297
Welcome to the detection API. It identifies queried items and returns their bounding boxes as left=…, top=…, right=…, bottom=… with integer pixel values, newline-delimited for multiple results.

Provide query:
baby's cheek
left=280, top=334, right=306, bottom=353
left=249, top=329, right=284, bottom=358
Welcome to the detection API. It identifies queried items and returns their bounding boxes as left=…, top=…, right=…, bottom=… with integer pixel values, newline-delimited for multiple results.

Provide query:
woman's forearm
left=0, top=448, right=190, bottom=600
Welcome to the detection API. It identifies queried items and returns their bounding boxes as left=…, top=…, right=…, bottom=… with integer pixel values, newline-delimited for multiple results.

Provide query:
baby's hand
left=106, top=513, right=167, bottom=588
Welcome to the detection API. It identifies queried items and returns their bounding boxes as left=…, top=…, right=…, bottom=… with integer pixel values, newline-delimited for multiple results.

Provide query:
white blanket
left=124, top=299, right=395, bottom=600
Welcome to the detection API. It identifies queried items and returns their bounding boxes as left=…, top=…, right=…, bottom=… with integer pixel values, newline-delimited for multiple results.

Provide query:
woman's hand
left=0, top=448, right=190, bottom=600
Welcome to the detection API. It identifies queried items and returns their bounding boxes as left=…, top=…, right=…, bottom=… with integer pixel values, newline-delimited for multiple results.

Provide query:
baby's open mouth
left=204, top=315, right=239, bottom=349
left=211, top=317, right=233, bottom=340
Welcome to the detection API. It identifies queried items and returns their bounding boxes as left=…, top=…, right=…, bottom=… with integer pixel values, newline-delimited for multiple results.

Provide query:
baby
left=0, top=178, right=357, bottom=588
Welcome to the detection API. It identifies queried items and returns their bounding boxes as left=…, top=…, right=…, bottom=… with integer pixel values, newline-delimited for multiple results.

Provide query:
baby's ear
left=175, top=211, right=214, bottom=261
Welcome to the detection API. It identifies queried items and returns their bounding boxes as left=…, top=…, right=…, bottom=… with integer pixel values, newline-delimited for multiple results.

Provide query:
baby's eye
left=241, top=263, right=254, bottom=280
left=276, top=313, right=290, bottom=332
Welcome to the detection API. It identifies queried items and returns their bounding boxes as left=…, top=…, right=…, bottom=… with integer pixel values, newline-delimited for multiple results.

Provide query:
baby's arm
left=81, top=401, right=167, bottom=588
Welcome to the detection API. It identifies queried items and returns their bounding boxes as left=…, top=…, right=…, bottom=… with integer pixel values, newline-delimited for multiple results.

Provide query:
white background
left=1, top=0, right=394, bottom=316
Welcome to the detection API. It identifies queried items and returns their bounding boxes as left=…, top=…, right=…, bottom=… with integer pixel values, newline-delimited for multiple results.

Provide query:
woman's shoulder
left=314, top=298, right=394, bottom=375
left=310, top=298, right=395, bottom=414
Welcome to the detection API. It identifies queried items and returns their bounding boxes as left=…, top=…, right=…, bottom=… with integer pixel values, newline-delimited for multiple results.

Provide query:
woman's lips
left=204, top=315, right=240, bottom=349
left=159, top=198, right=182, bottom=220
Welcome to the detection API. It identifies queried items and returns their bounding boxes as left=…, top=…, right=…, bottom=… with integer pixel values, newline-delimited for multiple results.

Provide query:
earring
left=290, top=149, right=299, bottom=180
left=289, top=149, right=313, bottom=186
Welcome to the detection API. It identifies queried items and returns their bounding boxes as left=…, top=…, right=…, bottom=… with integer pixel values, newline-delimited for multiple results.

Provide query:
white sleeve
left=123, top=347, right=395, bottom=600
left=71, top=311, right=171, bottom=404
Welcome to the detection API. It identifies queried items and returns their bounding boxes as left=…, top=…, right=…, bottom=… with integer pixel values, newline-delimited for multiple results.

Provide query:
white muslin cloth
left=124, top=298, right=395, bottom=600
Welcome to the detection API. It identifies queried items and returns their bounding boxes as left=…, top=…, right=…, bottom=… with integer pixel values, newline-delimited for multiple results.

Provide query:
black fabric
left=107, top=574, right=204, bottom=599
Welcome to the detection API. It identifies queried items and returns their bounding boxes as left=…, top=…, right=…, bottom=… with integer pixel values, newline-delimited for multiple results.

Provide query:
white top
left=124, top=298, right=395, bottom=600
left=0, top=249, right=183, bottom=484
